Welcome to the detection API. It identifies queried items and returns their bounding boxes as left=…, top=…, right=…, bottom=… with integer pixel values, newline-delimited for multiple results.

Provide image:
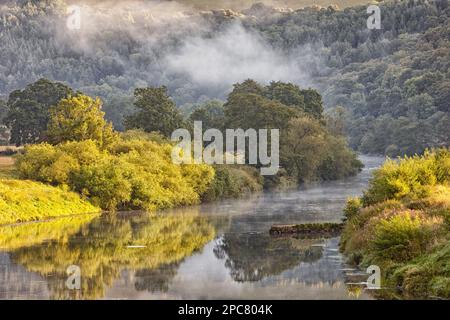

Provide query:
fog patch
left=165, top=23, right=311, bottom=90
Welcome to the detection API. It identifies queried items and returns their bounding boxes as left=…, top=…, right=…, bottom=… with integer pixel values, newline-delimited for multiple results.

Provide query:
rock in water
left=269, top=223, right=343, bottom=238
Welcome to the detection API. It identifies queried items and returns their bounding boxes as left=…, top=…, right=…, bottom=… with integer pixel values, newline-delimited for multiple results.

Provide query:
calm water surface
left=0, top=155, right=384, bottom=300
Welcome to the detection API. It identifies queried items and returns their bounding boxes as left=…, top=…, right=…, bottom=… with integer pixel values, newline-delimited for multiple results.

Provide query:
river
left=0, top=155, right=385, bottom=300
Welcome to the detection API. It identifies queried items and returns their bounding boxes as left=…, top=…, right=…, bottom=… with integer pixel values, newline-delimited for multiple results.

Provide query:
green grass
left=0, top=179, right=101, bottom=225
left=341, top=149, right=450, bottom=298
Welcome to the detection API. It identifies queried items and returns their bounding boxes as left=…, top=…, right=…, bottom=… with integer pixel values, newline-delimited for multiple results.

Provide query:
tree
left=4, top=79, right=74, bottom=146
left=280, top=117, right=327, bottom=182
left=189, top=100, right=225, bottom=130
left=0, top=99, right=9, bottom=144
left=125, top=86, right=185, bottom=137
left=46, top=94, right=117, bottom=148
left=299, top=88, right=324, bottom=120
left=225, top=92, right=298, bottom=130
left=228, top=79, right=265, bottom=99
left=264, top=81, right=305, bottom=110
left=0, top=99, right=7, bottom=124
left=224, top=80, right=301, bottom=130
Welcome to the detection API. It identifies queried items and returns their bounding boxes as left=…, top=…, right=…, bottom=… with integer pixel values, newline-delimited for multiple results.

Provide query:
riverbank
left=0, top=179, right=101, bottom=225
left=0, top=155, right=384, bottom=299
left=0, top=156, right=101, bottom=225
left=340, top=149, right=450, bottom=299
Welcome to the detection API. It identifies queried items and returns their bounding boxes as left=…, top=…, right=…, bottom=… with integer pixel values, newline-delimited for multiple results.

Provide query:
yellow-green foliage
left=47, top=94, right=118, bottom=149
left=201, top=165, right=264, bottom=202
left=0, top=179, right=100, bottom=225
left=370, top=211, right=444, bottom=263
left=7, top=212, right=215, bottom=299
left=341, top=148, right=450, bottom=298
left=0, top=214, right=97, bottom=250
left=392, top=243, right=450, bottom=298
left=343, top=197, right=362, bottom=220
left=16, top=138, right=215, bottom=211
left=362, top=149, right=450, bottom=205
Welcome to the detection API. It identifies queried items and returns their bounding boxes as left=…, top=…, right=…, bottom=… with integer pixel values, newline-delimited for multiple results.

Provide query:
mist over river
left=0, top=155, right=385, bottom=300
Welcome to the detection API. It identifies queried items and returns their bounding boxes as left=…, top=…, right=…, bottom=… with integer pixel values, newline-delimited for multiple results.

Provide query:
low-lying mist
left=164, top=22, right=315, bottom=93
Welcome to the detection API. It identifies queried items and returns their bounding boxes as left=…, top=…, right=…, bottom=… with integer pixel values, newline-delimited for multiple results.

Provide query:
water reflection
left=0, top=155, right=385, bottom=300
left=214, top=233, right=323, bottom=282
left=1, top=212, right=215, bottom=299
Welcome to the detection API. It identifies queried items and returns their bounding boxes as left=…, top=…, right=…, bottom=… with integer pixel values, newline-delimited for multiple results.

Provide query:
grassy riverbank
left=0, top=179, right=101, bottom=225
left=340, top=149, right=450, bottom=298
left=0, top=156, right=101, bottom=225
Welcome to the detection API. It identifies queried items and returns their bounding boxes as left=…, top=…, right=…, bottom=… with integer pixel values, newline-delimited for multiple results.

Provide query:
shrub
left=392, top=243, right=450, bottom=298
left=16, top=138, right=215, bottom=211
left=343, top=197, right=362, bottom=220
left=362, top=150, right=450, bottom=206
left=201, top=165, right=263, bottom=202
left=369, top=211, right=444, bottom=263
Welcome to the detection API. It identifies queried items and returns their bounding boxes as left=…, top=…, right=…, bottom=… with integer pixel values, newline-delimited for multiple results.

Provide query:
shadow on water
left=0, top=155, right=386, bottom=300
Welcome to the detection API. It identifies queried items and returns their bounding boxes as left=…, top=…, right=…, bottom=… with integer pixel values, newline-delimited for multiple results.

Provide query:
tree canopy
left=4, top=79, right=74, bottom=145
left=47, top=94, right=117, bottom=148
left=125, top=87, right=186, bottom=137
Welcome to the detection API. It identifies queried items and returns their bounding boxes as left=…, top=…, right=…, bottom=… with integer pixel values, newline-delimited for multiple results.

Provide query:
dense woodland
left=0, top=0, right=448, bottom=156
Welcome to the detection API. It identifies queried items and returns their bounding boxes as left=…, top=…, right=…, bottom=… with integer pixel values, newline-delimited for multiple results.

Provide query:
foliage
left=0, top=178, right=100, bottom=225
left=391, top=242, right=450, bottom=298
left=4, top=79, right=74, bottom=145
left=125, top=87, right=186, bottom=137
left=15, top=138, right=215, bottom=211
left=370, top=211, right=444, bottom=263
left=188, top=100, right=225, bottom=131
left=341, top=148, right=450, bottom=298
left=362, top=149, right=450, bottom=205
left=47, top=94, right=118, bottom=148
left=280, top=117, right=327, bottom=182
left=222, top=80, right=362, bottom=183
left=201, top=165, right=263, bottom=202
left=343, top=197, right=362, bottom=221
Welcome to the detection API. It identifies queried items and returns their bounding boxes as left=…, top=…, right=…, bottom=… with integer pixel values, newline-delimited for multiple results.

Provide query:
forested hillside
left=0, top=0, right=449, bottom=155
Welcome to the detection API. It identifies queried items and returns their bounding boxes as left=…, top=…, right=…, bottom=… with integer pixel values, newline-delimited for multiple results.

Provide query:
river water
left=0, top=155, right=385, bottom=300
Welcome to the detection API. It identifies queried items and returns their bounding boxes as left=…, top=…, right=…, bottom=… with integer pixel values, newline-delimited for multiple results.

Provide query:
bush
left=392, top=243, right=450, bottom=298
left=16, top=138, right=215, bottom=211
left=341, top=148, right=450, bottom=298
left=343, top=197, right=362, bottom=221
left=362, top=149, right=450, bottom=206
left=201, top=165, right=263, bottom=202
left=370, top=211, right=444, bottom=263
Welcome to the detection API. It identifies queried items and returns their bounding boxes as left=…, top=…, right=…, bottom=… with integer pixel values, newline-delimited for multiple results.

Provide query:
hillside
left=0, top=0, right=448, bottom=155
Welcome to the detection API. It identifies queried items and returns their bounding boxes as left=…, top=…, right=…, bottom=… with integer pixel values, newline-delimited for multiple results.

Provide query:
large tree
left=125, top=86, right=185, bottom=137
left=280, top=117, right=327, bottom=182
left=4, top=79, right=74, bottom=146
left=46, top=94, right=117, bottom=148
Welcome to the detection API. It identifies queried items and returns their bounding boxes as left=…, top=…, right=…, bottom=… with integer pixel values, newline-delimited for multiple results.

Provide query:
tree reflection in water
left=1, top=212, right=215, bottom=299
left=213, top=232, right=324, bottom=282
